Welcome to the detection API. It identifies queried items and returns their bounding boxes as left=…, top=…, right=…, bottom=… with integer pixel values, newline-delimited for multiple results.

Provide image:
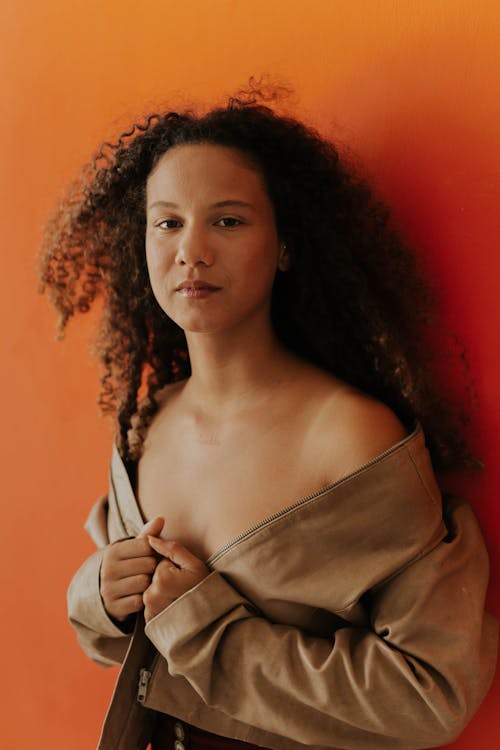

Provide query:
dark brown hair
left=38, top=84, right=477, bottom=470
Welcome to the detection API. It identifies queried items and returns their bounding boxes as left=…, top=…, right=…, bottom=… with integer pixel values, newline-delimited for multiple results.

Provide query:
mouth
left=175, top=280, right=222, bottom=299
left=175, top=280, right=221, bottom=291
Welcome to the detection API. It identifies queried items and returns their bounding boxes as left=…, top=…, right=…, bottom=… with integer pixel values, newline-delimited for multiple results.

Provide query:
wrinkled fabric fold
left=66, top=425, right=498, bottom=750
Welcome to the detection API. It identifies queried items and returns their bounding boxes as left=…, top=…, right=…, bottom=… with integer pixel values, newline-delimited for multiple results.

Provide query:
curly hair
left=38, top=84, right=477, bottom=470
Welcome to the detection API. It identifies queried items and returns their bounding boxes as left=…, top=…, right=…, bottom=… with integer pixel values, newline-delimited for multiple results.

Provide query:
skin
left=100, top=516, right=163, bottom=622
left=100, top=143, right=406, bottom=624
left=100, top=516, right=210, bottom=623
left=145, top=143, right=287, bottom=338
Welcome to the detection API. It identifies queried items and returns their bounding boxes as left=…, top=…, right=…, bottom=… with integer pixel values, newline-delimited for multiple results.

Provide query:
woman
left=39, top=87, right=497, bottom=750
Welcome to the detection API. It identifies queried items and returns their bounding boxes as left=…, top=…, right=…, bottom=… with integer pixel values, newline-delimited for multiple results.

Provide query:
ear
left=278, top=242, right=291, bottom=271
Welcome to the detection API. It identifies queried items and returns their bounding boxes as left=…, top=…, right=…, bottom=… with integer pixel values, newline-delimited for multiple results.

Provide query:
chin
left=160, top=299, right=269, bottom=336
left=165, top=312, right=225, bottom=335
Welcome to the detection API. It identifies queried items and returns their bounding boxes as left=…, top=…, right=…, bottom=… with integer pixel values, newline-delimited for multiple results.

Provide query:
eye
left=215, top=217, right=243, bottom=228
left=157, top=218, right=182, bottom=229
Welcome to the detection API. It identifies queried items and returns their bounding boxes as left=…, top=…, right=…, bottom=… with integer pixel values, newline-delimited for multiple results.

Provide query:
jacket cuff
left=144, top=570, right=258, bottom=646
left=67, top=548, right=133, bottom=638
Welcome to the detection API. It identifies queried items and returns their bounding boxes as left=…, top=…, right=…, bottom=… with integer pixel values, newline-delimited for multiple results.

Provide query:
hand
left=143, top=537, right=210, bottom=622
left=100, top=516, right=164, bottom=622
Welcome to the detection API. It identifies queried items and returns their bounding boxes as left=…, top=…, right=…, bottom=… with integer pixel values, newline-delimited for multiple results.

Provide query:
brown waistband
left=150, top=713, right=267, bottom=750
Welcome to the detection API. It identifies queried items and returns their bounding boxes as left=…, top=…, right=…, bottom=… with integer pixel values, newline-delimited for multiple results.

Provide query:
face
left=145, top=143, right=285, bottom=335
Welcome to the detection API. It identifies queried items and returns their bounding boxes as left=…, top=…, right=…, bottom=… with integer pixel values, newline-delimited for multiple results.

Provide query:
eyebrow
left=148, top=200, right=255, bottom=211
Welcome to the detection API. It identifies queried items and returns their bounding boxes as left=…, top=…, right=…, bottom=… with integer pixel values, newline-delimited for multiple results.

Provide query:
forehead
left=146, top=143, right=267, bottom=201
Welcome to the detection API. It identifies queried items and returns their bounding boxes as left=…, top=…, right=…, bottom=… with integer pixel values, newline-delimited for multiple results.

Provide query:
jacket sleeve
left=67, top=494, right=133, bottom=668
left=144, top=496, right=498, bottom=750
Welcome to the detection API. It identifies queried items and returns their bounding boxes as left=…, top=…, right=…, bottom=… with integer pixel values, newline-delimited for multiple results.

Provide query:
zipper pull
left=137, top=668, right=151, bottom=703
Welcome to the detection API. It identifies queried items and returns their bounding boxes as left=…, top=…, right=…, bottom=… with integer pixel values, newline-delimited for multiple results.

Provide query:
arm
left=144, top=497, right=497, bottom=749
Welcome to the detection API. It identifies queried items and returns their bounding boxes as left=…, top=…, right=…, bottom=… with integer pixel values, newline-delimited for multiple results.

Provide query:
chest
left=136, top=419, right=332, bottom=561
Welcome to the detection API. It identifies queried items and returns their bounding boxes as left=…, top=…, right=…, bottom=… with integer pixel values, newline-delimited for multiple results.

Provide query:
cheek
left=145, top=234, right=162, bottom=270
left=145, top=237, right=173, bottom=285
left=239, top=244, right=281, bottom=285
left=144, top=242, right=172, bottom=313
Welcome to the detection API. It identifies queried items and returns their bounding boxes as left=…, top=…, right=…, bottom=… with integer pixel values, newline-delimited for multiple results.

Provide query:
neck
left=183, top=318, right=297, bottom=419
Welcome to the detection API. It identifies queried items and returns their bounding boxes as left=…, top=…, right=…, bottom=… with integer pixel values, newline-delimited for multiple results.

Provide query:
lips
left=175, top=280, right=221, bottom=291
left=175, top=279, right=222, bottom=300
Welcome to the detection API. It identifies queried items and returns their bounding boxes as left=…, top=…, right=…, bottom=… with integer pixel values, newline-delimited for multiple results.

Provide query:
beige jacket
left=67, top=425, right=498, bottom=750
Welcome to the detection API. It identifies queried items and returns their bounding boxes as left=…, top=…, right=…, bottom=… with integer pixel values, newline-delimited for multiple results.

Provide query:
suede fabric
left=67, top=425, right=498, bottom=750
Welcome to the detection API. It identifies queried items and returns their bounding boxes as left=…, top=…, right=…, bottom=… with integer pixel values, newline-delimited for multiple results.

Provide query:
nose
left=175, top=225, right=215, bottom=268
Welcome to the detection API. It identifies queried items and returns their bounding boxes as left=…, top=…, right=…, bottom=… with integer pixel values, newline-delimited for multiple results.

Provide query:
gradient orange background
left=1, top=1, right=499, bottom=748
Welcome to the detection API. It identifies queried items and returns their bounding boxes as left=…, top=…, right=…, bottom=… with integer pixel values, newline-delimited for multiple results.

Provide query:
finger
left=109, top=594, right=144, bottom=620
left=143, top=571, right=177, bottom=604
left=113, top=555, right=158, bottom=578
left=103, top=573, right=152, bottom=599
left=138, top=516, right=165, bottom=539
left=101, top=555, right=157, bottom=588
left=111, top=536, right=158, bottom=561
left=147, top=537, right=205, bottom=571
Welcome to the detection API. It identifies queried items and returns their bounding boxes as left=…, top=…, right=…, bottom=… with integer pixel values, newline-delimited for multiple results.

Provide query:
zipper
left=137, top=667, right=152, bottom=704
left=206, top=423, right=419, bottom=566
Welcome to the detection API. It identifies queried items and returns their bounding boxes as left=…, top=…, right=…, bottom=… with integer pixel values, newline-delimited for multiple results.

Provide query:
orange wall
left=1, top=2, right=499, bottom=748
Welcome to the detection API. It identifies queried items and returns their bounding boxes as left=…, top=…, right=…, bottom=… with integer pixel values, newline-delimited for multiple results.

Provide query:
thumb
left=147, top=537, right=205, bottom=571
left=139, top=516, right=165, bottom=538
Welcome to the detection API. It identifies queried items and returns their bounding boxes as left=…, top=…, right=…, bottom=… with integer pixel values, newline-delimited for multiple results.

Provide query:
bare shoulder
left=152, top=380, right=186, bottom=411
left=131, top=380, right=186, bottom=449
left=302, top=372, right=408, bottom=483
